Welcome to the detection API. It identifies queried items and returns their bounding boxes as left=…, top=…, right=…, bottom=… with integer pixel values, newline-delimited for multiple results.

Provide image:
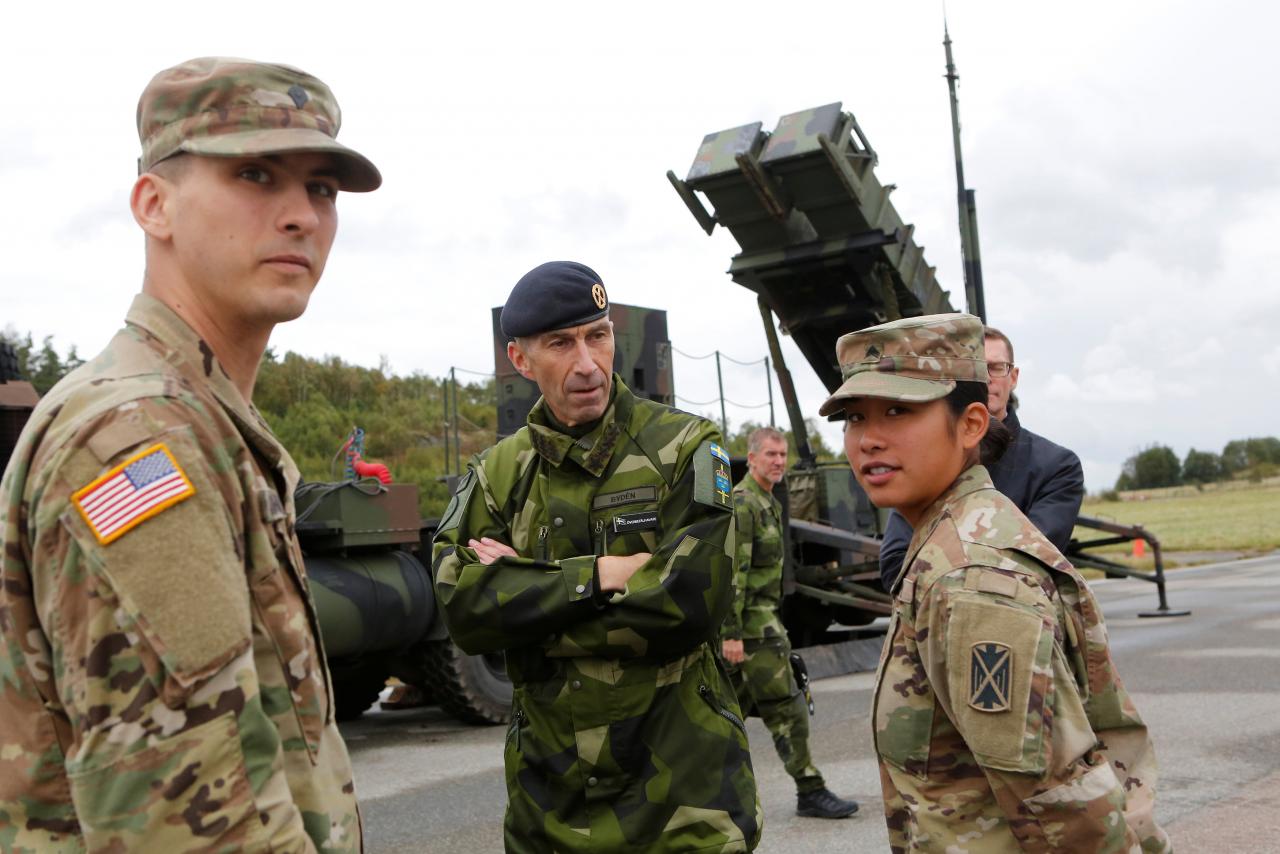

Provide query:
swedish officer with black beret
left=433, top=261, right=763, bottom=852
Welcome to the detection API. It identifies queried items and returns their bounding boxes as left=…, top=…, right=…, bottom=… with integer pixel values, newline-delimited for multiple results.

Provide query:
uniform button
left=572, top=680, right=582, bottom=690
left=575, top=584, right=586, bottom=594
left=587, top=776, right=599, bottom=787
left=553, top=516, right=565, bottom=527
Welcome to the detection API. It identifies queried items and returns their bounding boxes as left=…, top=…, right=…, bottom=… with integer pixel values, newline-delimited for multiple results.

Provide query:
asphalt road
left=341, top=554, right=1280, bottom=852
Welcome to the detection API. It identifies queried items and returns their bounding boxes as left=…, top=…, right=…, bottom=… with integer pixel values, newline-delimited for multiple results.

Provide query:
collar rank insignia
left=968, top=642, right=1012, bottom=713
left=864, top=344, right=881, bottom=360
left=72, top=443, right=196, bottom=545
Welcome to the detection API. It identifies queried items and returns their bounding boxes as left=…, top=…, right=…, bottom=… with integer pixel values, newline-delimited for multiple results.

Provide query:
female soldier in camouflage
left=819, top=313, right=1170, bottom=852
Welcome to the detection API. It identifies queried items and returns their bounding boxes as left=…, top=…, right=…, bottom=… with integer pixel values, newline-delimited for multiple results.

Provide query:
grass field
left=1073, top=478, right=1280, bottom=565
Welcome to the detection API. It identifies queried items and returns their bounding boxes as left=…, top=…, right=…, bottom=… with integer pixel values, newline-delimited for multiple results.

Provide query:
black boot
left=796, top=787, right=859, bottom=819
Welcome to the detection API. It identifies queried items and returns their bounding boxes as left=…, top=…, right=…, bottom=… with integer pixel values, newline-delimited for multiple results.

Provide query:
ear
left=507, top=340, right=535, bottom=381
left=130, top=173, right=174, bottom=240
left=959, top=401, right=989, bottom=451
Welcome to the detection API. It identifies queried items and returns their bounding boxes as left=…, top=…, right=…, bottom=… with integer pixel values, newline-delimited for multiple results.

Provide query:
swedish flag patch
left=693, top=440, right=734, bottom=512
left=968, top=642, right=1011, bottom=713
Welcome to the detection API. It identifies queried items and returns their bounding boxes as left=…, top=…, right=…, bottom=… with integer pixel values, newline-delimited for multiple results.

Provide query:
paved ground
left=342, top=554, right=1280, bottom=852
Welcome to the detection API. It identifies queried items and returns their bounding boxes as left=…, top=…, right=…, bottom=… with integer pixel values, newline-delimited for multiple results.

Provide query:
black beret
left=500, top=261, right=610, bottom=339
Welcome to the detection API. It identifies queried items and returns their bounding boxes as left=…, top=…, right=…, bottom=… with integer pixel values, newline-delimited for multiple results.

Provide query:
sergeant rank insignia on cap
left=72, top=444, right=196, bottom=545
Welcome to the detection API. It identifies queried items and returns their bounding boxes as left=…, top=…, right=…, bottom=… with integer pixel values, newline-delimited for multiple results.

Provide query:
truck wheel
left=422, top=640, right=512, bottom=725
left=333, top=671, right=389, bottom=722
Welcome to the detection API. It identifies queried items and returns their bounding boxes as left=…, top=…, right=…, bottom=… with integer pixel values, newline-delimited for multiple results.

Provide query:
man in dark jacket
left=877, top=325, right=1085, bottom=590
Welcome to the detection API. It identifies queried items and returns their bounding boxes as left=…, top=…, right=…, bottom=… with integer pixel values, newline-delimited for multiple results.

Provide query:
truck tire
left=422, top=639, right=512, bottom=725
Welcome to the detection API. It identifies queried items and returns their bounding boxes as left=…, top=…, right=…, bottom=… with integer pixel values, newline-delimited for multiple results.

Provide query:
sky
left=3, top=0, right=1276, bottom=492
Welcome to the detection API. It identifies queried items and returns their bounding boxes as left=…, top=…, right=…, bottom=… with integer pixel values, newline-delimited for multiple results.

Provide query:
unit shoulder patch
left=71, top=443, right=196, bottom=545
left=692, top=440, right=734, bottom=512
left=969, top=641, right=1012, bottom=712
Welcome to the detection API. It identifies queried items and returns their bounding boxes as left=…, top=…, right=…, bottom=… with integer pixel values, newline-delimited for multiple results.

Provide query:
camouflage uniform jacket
left=0, top=294, right=361, bottom=853
left=874, top=466, right=1170, bottom=853
left=433, top=378, right=762, bottom=853
left=721, top=475, right=786, bottom=642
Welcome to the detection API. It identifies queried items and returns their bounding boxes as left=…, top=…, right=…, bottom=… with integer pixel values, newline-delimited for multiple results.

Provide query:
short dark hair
left=983, top=325, right=1014, bottom=364
left=148, top=152, right=192, bottom=182
left=944, top=380, right=1011, bottom=466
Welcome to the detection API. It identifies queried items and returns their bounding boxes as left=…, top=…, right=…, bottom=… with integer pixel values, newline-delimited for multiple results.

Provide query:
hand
left=597, top=552, right=651, bottom=593
left=721, top=638, right=745, bottom=665
left=468, top=537, right=517, bottom=566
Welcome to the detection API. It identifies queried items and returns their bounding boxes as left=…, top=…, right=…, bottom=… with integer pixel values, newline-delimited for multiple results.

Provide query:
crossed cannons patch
left=968, top=642, right=1012, bottom=712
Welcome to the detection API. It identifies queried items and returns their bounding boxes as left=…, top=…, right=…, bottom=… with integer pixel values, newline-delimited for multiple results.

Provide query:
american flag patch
left=72, top=443, right=196, bottom=545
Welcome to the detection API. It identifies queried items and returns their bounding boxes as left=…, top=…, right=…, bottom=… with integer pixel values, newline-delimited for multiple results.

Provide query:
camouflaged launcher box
left=294, top=482, right=421, bottom=550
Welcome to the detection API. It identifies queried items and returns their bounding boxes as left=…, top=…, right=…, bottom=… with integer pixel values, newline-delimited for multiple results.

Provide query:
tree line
left=1117, top=438, right=1280, bottom=491
left=2, top=331, right=833, bottom=518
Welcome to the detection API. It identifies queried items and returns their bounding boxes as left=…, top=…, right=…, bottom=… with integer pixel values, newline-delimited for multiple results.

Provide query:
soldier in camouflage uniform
left=0, top=58, right=380, bottom=852
left=433, top=261, right=762, bottom=853
left=821, top=314, right=1171, bottom=852
left=720, top=427, right=858, bottom=819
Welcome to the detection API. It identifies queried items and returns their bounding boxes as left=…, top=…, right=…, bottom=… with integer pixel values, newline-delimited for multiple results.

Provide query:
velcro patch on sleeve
left=946, top=596, right=1048, bottom=771
left=693, top=440, right=734, bottom=512
left=71, top=443, right=195, bottom=545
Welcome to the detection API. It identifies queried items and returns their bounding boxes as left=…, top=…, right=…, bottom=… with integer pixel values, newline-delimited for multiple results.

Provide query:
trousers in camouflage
left=726, top=638, right=823, bottom=794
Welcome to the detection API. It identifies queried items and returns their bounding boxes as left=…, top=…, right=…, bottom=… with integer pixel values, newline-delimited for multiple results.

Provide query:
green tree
left=1181, top=448, right=1223, bottom=484
left=0, top=330, right=83, bottom=394
left=1221, top=437, right=1280, bottom=477
left=1116, top=444, right=1181, bottom=490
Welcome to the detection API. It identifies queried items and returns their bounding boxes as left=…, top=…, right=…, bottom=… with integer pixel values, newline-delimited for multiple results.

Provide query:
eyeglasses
left=987, top=361, right=1015, bottom=377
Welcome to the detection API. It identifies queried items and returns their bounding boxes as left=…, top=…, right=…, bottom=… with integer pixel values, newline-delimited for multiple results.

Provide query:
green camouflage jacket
left=0, top=294, right=360, bottom=853
left=874, top=466, right=1170, bottom=853
left=433, top=378, right=762, bottom=852
left=721, top=475, right=786, bottom=642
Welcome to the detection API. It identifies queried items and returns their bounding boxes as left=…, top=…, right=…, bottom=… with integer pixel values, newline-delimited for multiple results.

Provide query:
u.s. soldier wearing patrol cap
left=829, top=314, right=1170, bottom=851
left=434, top=261, right=763, bottom=852
left=0, top=57, right=376, bottom=851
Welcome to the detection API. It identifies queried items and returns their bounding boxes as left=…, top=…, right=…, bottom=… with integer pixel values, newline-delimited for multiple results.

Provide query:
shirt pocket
left=873, top=607, right=937, bottom=779
left=593, top=502, right=662, bottom=557
left=750, top=511, right=782, bottom=568
left=244, top=472, right=330, bottom=759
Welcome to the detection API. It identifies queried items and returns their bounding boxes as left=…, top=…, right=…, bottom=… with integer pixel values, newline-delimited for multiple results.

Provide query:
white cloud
left=3, top=0, right=1279, bottom=494
left=1264, top=346, right=1280, bottom=376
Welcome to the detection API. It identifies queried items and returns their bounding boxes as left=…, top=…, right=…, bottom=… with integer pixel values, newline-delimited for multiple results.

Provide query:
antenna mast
left=944, top=21, right=987, bottom=321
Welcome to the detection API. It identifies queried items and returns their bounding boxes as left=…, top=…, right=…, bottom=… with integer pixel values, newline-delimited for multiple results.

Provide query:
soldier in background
left=720, top=427, right=858, bottom=819
left=0, top=58, right=379, bottom=851
left=877, top=324, right=1085, bottom=591
left=433, top=261, right=762, bottom=852
left=823, top=313, right=1169, bottom=850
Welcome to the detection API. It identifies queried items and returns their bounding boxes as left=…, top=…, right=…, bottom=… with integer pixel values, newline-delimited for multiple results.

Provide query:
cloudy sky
left=3, top=0, right=1276, bottom=491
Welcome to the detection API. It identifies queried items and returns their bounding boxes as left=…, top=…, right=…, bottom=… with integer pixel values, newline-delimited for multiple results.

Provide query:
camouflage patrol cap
left=501, top=261, right=610, bottom=339
left=817, top=313, right=988, bottom=416
left=137, top=57, right=381, bottom=192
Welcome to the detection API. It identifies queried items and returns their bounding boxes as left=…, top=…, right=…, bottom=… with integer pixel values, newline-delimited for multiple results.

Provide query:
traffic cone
left=1133, top=538, right=1146, bottom=558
